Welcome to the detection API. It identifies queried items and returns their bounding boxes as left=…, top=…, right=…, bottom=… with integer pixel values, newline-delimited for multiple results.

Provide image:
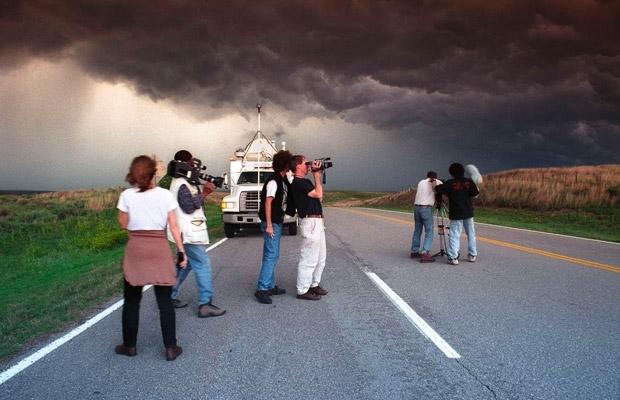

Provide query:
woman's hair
left=126, top=155, right=156, bottom=192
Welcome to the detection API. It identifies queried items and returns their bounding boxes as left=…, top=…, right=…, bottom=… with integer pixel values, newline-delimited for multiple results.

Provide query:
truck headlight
left=221, top=201, right=236, bottom=210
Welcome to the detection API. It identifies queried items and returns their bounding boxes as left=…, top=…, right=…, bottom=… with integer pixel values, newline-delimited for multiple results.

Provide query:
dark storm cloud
left=1, top=0, right=619, bottom=165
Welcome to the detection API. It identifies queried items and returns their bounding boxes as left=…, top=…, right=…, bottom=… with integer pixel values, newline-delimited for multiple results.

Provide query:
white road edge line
left=365, top=271, right=461, bottom=359
left=353, top=207, right=619, bottom=245
left=0, top=237, right=228, bottom=386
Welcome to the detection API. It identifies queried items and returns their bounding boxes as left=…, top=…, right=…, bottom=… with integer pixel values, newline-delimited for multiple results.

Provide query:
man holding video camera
left=290, top=155, right=328, bottom=301
left=167, top=150, right=225, bottom=318
left=435, top=162, right=479, bottom=265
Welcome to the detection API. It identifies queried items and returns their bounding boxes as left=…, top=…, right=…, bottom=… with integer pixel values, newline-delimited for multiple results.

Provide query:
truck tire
left=224, top=223, right=236, bottom=238
left=288, top=222, right=298, bottom=236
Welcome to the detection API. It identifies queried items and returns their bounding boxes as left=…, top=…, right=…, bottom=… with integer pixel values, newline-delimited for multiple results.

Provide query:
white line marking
left=0, top=238, right=228, bottom=385
left=206, top=237, right=228, bottom=251
left=365, top=271, right=461, bottom=359
left=352, top=207, right=619, bottom=245
left=0, top=298, right=123, bottom=385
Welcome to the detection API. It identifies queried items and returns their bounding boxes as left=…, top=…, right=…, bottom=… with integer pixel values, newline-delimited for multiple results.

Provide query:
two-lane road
left=1, top=207, right=618, bottom=399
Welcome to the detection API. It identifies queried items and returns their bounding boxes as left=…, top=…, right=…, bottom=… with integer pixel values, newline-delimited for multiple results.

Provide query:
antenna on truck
left=256, top=103, right=261, bottom=186
left=257, top=102, right=262, bottom=137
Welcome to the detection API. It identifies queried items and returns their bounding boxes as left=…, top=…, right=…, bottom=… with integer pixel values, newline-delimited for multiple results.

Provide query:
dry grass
left=29, top=187, right=228, bottom=209
left=32, top=188, right=123, bottom=210
left=334, top=164, right=620, bottom=211
left=477, top=165, right=620, bottom=210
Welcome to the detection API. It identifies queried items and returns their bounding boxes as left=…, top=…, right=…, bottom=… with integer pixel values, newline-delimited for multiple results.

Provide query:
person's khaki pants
left=296, top=218, right=326, bottom=295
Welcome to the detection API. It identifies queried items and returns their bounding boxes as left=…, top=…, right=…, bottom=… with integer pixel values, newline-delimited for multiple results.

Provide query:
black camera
left=305, top=157, right=333, bottom=171
left=167, top=158, right=224, bottom=188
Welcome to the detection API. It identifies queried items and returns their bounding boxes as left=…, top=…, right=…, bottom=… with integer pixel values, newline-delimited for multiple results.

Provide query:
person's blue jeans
left=171, top=243, right=213, bottom=305
left=256, top=221, right=282, bottom=291
left=411, top=206, right=435, bottom=253
left=448, top=218, right=477, bottom=260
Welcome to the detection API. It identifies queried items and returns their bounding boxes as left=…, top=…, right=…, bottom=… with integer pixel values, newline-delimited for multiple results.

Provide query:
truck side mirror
left=223, top=173, right=229, bottom=190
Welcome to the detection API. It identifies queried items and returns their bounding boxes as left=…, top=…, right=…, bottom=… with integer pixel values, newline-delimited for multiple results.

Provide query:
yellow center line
left=337, top=208, right=620, bottom=274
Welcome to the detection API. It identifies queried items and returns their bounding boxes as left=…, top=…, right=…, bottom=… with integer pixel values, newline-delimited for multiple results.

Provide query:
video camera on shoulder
left=167, top=158, right=224, bottom=188
left=305, top=157, right=333, bottom=171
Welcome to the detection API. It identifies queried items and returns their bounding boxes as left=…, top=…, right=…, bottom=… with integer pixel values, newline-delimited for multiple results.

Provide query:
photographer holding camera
left=167, top=150, right=225, bottom=318
left=290, top=155, right=329, bottom=301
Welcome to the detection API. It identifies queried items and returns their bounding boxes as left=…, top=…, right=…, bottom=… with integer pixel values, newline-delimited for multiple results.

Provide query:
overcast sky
left=1, top=0, right=619, bottom=191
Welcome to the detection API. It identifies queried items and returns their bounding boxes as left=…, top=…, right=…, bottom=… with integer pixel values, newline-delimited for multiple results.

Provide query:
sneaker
left=447, top=258, right=459, bottom=265
left=296, top=291, right=321, bottom=301
left=255, top=290, right=273, bottom=304
left=309, top=285, right=328, bottom=295
left=268, top=286, right=286, bottom=296
left=410, top=252, right=421, bottom=258
left=198, top=302, right=226, bottom=317
left=171, top=299, right=188, bottom=308
left=420, top=252, right=436, bottom=263
left=468, top=254, right=477, bottom=263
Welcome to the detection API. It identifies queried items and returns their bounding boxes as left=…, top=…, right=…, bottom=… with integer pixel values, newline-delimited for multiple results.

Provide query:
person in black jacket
left=435, top=163, right=480, bottom=265
left=255, top=150, right=294, bottom=304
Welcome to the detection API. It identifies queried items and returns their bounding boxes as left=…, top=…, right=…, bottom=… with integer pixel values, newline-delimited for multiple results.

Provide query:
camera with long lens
left=167, top=158, right=224, bottom=188
left=305, top=157, right=333, bottom=171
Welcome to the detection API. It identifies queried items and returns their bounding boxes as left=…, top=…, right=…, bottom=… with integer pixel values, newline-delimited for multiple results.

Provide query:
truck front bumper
left=222, top=213, right=297, bottom=225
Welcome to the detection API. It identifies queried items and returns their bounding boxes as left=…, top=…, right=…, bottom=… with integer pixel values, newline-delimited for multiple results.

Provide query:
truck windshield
left=237, top=171, right=272, bottom=184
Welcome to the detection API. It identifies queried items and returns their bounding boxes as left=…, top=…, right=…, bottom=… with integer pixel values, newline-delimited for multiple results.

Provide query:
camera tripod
left=432, top=203, right=449, bottom=258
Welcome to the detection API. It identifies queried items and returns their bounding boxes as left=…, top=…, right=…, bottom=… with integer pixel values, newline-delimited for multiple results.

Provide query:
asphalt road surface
left=1, top=207, right=619, bottom=400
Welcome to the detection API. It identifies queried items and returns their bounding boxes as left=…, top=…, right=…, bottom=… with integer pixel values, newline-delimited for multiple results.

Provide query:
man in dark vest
left=255, top=150, right=294, bottom=304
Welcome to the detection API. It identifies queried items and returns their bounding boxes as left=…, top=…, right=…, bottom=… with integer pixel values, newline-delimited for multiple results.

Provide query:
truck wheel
left=224, top=223, right=236, bottom=238
left=288, top=222, right=298, bottom=236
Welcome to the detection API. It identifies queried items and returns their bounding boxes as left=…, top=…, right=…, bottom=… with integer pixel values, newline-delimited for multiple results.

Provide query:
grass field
left=0, top=189, right=222, bottom=362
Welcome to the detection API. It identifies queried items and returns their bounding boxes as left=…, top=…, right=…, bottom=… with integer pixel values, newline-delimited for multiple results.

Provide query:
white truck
left=220, top=106, right=297, bottom=238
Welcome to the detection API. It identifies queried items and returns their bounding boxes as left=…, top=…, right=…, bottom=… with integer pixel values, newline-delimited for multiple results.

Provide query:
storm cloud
left=1, top=0, right=619, bottom=189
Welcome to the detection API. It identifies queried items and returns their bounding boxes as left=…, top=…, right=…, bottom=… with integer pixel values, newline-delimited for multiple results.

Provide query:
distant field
left=0, top=188, right=222, bottom=363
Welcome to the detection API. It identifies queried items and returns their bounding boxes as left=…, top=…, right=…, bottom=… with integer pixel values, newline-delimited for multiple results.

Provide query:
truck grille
left=240, top=191, right=260, bottom=211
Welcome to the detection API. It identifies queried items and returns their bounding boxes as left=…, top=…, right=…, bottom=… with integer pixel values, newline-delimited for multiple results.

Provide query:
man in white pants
left=290, top=155, right=328, bottom=301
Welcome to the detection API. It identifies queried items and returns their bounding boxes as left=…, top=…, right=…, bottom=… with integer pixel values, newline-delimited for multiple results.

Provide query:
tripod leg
left=433, top=222, right=444, bottom=258
left=435, top=216, right=448, bottom=257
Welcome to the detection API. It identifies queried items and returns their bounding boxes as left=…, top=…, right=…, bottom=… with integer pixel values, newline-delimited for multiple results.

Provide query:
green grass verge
left=475, top=207, right=619, bottom=242
left=0, top=194, right=223, bottom=363
left=360, top=204, right=620, bottom=242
